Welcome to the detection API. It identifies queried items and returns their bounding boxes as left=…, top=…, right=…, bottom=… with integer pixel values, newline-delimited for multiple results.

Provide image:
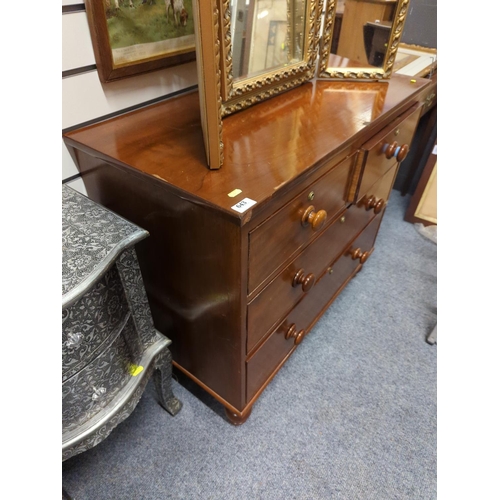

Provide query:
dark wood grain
left=63, top=74, right=429, bottom=421
left=357, top=163, right=399, bottom=213
left=285, top=210, right=385, bottom=334
left=224, top=406, right=253, bottom=426
left=246, top=318, right=298, bottom=401
left=246, top=211, right=384, bottom=404
left=65, top=151, right=247, bottom=409
left=247, top=154, right=354, bottom=293
left=356, top=103, right=422, bottom=202
left=247, top=203, right=376, bottom=353
left=64, top=74, right=430, bottom=222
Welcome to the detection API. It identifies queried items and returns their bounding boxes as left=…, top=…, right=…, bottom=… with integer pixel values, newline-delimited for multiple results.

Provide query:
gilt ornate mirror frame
left=193, top=0, right=322, bottom=169
left=219, top=0, right=322, bottom=116
left=317, top=0, right=410, bottom=80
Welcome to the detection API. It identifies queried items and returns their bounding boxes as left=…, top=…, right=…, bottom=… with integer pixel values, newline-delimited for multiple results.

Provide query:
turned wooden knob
left=362, top=195, right=377, bottom=211
left=301, top=205, right=327, bottom=231
left=361, top=195, right=385, bottom=214
left=292, top=269, right=315, bottom=292
left=385, top=141, right=398, bottom=159
left=396, top=144, right=409, bottom=162
left=285, top=324, right=306, bottom=345
left=373, top=198, right=385, bottom=214
left=362, top=195, right=385, bottom=214
left=350, top=247, right=370, bottom=264
left=385, top=141, right=409, bottom=162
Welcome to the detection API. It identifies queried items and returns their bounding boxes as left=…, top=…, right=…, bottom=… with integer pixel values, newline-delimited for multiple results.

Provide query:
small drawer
left=62, top=266, right=128, bottom=382
left=247, top=199, right=377, bottom=352
left=62, top=318, right=136, bottom=434
left=356, top=104, right=421, bottom=202
left=246, top=213, right=384, bottom=403
left=318, top=209, right=384, bottom=288
left=355, top=162, right=399, bottom=217
left=248, top=154, right=355, bottom=293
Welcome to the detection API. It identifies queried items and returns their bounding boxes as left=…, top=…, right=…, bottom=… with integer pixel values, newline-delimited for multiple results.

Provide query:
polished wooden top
left=64, top=74, right=430, bottom=223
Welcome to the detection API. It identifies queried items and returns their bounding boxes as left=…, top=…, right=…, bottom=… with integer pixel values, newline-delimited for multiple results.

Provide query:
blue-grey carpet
left=62, top=191, right=437, bottom=500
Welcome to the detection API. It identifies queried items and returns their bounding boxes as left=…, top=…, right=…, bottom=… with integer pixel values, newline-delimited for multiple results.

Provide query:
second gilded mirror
left=192, top=0, right=410, bottom=169
left=318, top=0, right=410, bottom=80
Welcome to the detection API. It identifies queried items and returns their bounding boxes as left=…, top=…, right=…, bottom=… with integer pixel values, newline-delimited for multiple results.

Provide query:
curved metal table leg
left=154, top=348, right=183, bottom=416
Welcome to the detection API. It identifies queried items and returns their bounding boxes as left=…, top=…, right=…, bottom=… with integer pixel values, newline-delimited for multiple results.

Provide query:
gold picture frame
left=85, top=0, right=196, bottom=83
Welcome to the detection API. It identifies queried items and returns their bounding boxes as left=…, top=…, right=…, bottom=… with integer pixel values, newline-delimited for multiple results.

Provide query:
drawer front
left=246, top=213, right=383, bottom=403
left=248, top=154, right=355, bottom=293
left=357, top=104, right=421, bottom=202
left=355, top=162, right=399, bottom=216
left=62, top=318, right=135, bottom=434
left=283, top=211, right=384, bottom=343
left=246, top=318, right=297, bottom=402
left=247, top=199, right=378, bottom=352
left=62, top=266, right=129, bottom=382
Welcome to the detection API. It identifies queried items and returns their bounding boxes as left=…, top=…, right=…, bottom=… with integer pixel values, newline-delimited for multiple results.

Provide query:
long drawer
left=248, top=154, right=355, bottom=294
left=356, top=104, right=421, bottom=202
left=248, top=209, right=365, bottom=352
left=62, top=266, right=129, bottom=382
left=246, top=212, right=384, bottom=403
left=247, top=162, right=399, bottom=352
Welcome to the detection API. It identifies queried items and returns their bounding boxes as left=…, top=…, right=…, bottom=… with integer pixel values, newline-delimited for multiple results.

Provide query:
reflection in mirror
left=220, top=0, right=319, bottom=115
left=230, top=0, right=306, bottom=81
left=318, top=0, right=410, bottom=80
left=334, top=0, right=395, bottom=67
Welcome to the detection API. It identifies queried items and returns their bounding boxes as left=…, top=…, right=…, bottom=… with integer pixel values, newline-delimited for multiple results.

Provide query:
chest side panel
left=70, top=152, right=247, bottom=410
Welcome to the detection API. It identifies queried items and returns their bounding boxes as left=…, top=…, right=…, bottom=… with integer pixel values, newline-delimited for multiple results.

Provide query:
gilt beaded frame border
left=317, top=0, right=410, bottom=81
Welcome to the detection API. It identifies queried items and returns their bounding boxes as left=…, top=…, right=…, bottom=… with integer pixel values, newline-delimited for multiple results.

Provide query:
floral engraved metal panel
left=62, top=323, right=134, bottom=434
left=62, top=185, right=147, bottom=301
left=62, top=266, right=128, bottom=382
left=62, top=363, right=154, bottom=461
left=116, top=248, right=157, bottom=350
left=62, top=185, right=180, bottom=461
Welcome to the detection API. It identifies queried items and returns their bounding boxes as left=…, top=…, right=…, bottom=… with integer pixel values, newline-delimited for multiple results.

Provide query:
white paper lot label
left=231, top=198, right=257, bottom=213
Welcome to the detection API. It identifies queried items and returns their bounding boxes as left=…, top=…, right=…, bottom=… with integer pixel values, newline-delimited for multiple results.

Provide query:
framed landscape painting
left=85, top=0, right=196, bottom=83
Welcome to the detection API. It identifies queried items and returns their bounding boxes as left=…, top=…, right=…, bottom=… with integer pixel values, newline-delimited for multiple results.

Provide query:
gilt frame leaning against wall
left=85, top=0, right=196, bottom=83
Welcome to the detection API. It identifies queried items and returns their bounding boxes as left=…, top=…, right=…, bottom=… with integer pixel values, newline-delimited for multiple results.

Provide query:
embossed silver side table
left=62, top=185, right=181, bottom=462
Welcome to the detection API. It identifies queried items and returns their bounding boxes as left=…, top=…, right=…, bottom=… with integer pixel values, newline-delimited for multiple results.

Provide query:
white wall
left=62, top=1, right=199, bottom=194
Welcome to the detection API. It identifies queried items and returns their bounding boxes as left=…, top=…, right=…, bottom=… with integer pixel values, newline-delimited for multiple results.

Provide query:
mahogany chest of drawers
left=63, top=74, right=431, bottom=424
left=62, top=185, right=181, bottom=459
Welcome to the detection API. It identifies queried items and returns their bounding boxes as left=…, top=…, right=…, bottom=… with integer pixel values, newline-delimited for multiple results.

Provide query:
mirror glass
left=318, top=0, right=410, bottom=80
left=333, top=0, right=394, bottom=67
left=219, top=0, right=319, bottom=116
left=230, top=0, right=306, bottom=82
